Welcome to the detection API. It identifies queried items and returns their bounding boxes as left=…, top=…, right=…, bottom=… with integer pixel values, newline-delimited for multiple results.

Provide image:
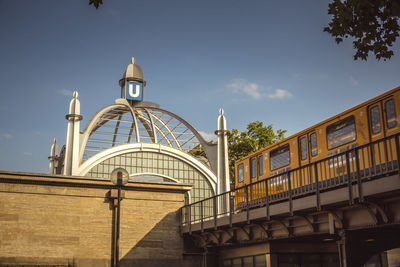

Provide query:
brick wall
left=0, top=171, right=191, bottom=267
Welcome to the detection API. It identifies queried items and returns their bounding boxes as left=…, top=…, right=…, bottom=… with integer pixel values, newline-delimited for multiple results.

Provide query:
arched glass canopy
left=75, top=99, right=218, bottom=203
left=80, top=100, right=212, bottom=167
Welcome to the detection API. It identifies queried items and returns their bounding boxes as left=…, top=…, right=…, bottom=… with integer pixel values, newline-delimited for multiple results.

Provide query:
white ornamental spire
left=63, top=91, right=82, bottom=175
left=48, top=138, right=59, bottom=174
left=217, top=108, right=230, bottom=193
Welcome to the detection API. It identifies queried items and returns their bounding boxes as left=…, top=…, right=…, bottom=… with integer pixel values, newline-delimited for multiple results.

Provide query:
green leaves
left=324, top=0, right=400, bottom=61
left=89, top=0, right=103, bottom=9
left=228, top=121, right=286, bottom=184
left=187, top=121, right=285, bottom=188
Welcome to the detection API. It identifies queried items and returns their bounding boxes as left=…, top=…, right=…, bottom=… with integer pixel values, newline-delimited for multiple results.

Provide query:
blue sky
left=0, top=0, right=399, bottom=173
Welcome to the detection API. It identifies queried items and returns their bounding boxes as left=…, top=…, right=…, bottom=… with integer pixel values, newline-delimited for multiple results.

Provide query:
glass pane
left=258, top=156, right=264, bottom=176
left=270, top=144, right=290, bottom=171
left=326, top=116, right=356, bottom=149
left=223, top=259, right=232, bottom=267
left=321, top=254, right=339, bottom=267
left=310, top=133, right=317, bottom=157
left=364, top=253, right=382, bottom=267
left=251, top=158, right=257, bottom=178
left=254, top=254, right=267, bottom=267
left=278, top=254, right=299, bottom=267
left=300, top=137, right=307, bottom=160
left=243, top=256, right=253, bottom=267
left=385, top=99, right=397, bottom=129
left=238, top=164, right=244, bottom=183
left=232, top=258, right=241, bottom=267
left=370, top=105, right=381, bottom=134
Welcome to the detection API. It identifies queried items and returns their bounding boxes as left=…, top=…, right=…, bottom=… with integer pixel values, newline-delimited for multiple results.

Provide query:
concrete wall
left=0, top=171, right=191, bottom=267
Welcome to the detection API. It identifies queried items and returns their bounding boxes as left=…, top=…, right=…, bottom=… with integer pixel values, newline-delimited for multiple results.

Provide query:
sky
left=0, top=0, right=399, bottom=173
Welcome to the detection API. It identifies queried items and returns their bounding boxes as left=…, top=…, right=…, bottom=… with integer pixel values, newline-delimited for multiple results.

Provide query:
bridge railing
left=181, top=133, right=400, bottom=229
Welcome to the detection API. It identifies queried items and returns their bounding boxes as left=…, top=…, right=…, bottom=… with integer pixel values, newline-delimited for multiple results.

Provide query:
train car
left=234, top=86, right=400, bottom=207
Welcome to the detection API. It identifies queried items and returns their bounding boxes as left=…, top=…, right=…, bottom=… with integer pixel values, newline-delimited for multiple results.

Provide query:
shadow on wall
left=119, top=211, right=198, bottom=267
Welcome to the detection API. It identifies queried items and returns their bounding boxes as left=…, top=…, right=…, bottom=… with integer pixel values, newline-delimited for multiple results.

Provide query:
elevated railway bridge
left=180, top=133, right=400, bottom=267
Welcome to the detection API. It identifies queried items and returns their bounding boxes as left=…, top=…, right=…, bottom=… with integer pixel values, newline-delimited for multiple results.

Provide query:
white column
left=48, top=138, right=59, bottom=174
left=217, top=108, right=230, bottom=194
left=216, top=108, right=230, bottom=214
left=64, top=91, right=82, bottom=176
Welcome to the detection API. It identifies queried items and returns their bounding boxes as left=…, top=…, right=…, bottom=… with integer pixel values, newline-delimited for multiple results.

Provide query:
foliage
left=324, top=0, right=400, bottom=61
left=228, top=121, right=286, bottom=184
left=188, top=141, right=215, bottom=158
left=187, top=121, right=285, bottom=187
left=89, top=0, right=103, bottom=9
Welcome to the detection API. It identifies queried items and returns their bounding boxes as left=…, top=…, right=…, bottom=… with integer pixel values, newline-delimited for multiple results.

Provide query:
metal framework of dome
left=48, top=57, right=231, bottom=205
left=81, top=99, right=212, bottom=167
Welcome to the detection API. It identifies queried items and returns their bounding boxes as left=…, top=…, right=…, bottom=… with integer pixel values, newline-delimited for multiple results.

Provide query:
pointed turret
left=119, top=57, right=146, bottom=103
left=216, top=108, right=230, bottom=194
left=215, top=108, right=230, bottom=214
left=48, top=138, right=59, bottom=174
left=63, top=91, right=82, bottom=175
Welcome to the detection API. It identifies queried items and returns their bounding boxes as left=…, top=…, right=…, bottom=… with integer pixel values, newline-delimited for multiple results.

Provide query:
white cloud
left=23, top=152, right=32, bottom=156
left=227, top=79, right=293, bottom=100
left=199, top=131, right=217, bottom=142
left=350, top=76, right=359, bottom=86
left=0, top=133, right=12, bottom=139
left=227, top=79, right=262, bottom=99
left=59, top=89, right=73, bottom=96
left=267, top=89, right=293, bottom=99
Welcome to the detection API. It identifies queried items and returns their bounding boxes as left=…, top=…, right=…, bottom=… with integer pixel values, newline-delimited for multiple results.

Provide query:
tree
left=324, top=0, right=400, bottom=61
left=228, top=121, right=286, bottom=186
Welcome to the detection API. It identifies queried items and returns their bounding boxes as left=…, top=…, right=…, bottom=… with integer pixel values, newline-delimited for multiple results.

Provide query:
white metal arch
left=75, top=142, right=217, bottom=195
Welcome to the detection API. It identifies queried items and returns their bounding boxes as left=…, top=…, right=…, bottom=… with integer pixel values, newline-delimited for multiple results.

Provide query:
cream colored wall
left=0, top=172, right=190, bottom=267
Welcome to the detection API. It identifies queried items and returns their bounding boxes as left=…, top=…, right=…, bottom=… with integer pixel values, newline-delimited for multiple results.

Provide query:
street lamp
left=110, top=168, right=129, bottom=267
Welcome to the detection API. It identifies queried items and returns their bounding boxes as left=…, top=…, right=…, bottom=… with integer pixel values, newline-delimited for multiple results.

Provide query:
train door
left=297, top=134, right=314, bottom=189
left=367, top=96, right=397, bottom=175
left=368, top=103, right=384, bottom=143
left=368, top=95, right=398, bottom=139
left=382, top=97, right=399, bottom=170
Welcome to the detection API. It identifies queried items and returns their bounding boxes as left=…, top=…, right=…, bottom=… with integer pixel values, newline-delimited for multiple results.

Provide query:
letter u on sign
left=127, top=82, right=142, bottom=101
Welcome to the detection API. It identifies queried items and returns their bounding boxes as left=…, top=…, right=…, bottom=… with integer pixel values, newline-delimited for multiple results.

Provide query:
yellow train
left=234, top=86, right=400, bottom=207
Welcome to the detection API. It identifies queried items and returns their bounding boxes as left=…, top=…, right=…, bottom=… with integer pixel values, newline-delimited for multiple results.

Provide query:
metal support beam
left=337, top=230, right=348, bottom=267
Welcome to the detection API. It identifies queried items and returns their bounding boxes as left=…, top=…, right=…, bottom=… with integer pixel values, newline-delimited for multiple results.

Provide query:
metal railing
left=181, top=133, right=400, bottom=230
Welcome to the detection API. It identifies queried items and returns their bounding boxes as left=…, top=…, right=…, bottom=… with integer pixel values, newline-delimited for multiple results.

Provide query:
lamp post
left=110, top=168, right=129, bottom=267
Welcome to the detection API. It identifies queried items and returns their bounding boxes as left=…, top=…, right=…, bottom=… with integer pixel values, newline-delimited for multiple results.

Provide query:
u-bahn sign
left=126, top=81, right=143, bottom=101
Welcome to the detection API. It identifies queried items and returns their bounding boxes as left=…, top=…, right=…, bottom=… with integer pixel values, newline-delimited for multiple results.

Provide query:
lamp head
left=110, top=168, right=129, bottom=186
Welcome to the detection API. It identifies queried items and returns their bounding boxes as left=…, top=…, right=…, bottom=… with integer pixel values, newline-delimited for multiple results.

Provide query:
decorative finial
left=53, top=138, right=57, bottom=144
left=131, top=57, right=135, bottom=65
left=219, top=108, right=224, bottom=115
left=73, top=91, right=78, bottom=99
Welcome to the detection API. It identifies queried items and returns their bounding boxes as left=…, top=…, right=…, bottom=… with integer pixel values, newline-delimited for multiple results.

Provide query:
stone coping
left=0, top=170, right=192, bottom=193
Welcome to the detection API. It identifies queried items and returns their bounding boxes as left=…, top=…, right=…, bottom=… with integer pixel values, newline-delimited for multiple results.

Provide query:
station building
left=0, top=58, right=230, bottom=267
left=49, top=57, right=230, bottom=204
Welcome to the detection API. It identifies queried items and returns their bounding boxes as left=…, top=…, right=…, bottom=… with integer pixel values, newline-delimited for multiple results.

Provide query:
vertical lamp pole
left=116, top=172, right=122, bottom=267
left=110, top=168, right=128, bottom=267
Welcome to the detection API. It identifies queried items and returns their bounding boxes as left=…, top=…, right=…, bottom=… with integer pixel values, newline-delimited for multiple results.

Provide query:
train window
left=310, top=133, right=318, bottom=157
left=385, top=99, right=397, bottom=129
left=300, top=137, right=307, bottom=160
left=237, top=164, right=244, bottom=183
left=258, top=155, right=263, bottom=176
left=251, top=158, right=256, bottom=179
left=326, top=116, right=356, bottom=150
left=370, top=105, right=381, bottom=134
left=270, top=144, right=290, bottom=171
